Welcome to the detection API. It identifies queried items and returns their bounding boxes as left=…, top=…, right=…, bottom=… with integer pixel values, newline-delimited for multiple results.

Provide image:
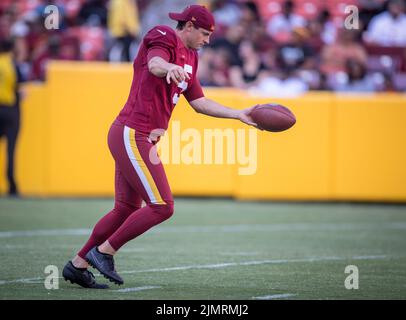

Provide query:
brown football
left=250, top=104, right=296, bottom=132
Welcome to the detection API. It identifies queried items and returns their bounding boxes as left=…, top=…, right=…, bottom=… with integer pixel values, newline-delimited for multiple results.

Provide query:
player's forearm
left=190, top=97, right=240, bottom=119
left=148, top=56, right=174, bottom=77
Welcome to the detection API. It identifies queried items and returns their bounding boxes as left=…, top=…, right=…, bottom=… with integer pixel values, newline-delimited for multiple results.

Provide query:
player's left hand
left=237, top=105, right=262, bottom=130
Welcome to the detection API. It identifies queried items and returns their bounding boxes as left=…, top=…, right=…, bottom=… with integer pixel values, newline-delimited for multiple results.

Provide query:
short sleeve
left=147, top=48, right=170, bottom=62
left=183, top=76, right=204, bottom=102
left=144, top=26, right=177, bottom=63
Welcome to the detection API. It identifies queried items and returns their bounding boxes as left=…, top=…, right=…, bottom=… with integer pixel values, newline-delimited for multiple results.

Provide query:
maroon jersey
left=117, top=25, right=204, bottom=135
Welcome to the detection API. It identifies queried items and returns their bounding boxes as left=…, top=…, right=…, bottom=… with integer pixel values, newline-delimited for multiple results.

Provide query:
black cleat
left=86, top=247, right=124, bottom=285
left=62, top=261, right=109, bottom=289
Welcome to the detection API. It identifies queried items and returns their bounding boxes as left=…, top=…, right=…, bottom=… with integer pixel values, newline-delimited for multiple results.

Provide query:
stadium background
left=0, top=0, right=406, bottom=301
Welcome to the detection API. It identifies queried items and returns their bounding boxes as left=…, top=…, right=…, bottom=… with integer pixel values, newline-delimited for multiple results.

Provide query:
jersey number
left=172, top=64, right=192, bottom=105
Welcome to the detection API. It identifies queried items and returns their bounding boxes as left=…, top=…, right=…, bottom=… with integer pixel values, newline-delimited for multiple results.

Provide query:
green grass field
left=0, top=198, right=405, bottom=300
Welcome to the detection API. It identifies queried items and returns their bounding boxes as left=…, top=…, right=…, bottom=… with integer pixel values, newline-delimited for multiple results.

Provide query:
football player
left=63, top=5, right=258, bottom=288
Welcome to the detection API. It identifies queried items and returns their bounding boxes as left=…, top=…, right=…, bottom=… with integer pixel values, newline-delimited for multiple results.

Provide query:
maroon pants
left=77, top=120, right=173, bottom=258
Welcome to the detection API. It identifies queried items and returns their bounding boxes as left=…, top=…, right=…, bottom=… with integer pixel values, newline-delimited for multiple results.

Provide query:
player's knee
left=115, top=202, right=138, bottom=216
left=151, top=202, right=174, bottom=221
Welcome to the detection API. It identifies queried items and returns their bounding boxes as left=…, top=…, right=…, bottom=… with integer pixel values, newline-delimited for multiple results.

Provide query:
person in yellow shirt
left=108, top=0, right=141, bottom=62
left=0, top=40, right=22, bottom=196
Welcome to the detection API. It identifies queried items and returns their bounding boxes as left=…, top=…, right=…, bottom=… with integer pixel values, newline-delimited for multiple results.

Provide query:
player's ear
left=185, top=21, right=194, bottom=32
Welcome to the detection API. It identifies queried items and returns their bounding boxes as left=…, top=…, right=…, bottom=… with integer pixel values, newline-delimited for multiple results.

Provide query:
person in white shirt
left=266, top=0, right=306, bottom=43
left=365, top=0, right=406, bottom=46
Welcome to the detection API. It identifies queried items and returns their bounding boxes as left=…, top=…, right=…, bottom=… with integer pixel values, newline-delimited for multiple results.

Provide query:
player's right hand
left=166, top=65, right=190, bottom=85
left=238, top=105, right=262, bottom=130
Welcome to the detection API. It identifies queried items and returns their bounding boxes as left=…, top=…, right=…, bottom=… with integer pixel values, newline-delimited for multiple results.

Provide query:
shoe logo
left=157, top=29, right=166, bottom=35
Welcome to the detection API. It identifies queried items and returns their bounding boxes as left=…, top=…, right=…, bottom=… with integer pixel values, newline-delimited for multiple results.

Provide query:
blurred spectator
left=198, top=47, right=232, bottom=86
left=359, top=0, right=387, bottom=29
left=276, top=26, right=320, bottom=90
left=1, top=5, right=30, bottom=77
left=330, top=59, right=379, bottom=92
left=0, top=39, right=24, bottom=196
left=392, top=72, right=406, bottom=91
left=108, top=0, right=140, bottom=62
left=30, top=33, right=54, bottom=80
left=276, top=27, right=316, bottom=73
left=30, top=32, right=80, bottom=79
left=211, top=0, right=242, bottom=30
left=24, top=10, right=60, bottom=80
left=239, top=1, right=261, bottom=29
left=238, top=1, right=272, bottom=51
left=249, top=21, right=274, bottom=53
left=75, top=25, right=106, bottom=61
left=229, top=40, right=269, bottom=89
left=266, top=0, right=306, bottom=44
left=320, top=29, right=368, bottom=76
left=364, top=0, right=406, bottom=46
left=308, top=9, right=337, bottom=46
left=209, top=24, right=245, bottom=66
left=140, top=0, right=195, bottom=37
left=249, top=73, right=309, bottom=97
left=78, top=0, right=108, bottom=27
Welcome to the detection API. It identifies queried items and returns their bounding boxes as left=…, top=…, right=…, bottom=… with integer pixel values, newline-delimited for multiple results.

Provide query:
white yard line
left=151, top=222, right=406, bottom=233
left=253, top=293, right=297, bottom=300
left=0, top=244, right=145, bottom=252
left=0, top=277, right=43, bottom=285
left=118, top=255, right=387, bottom=275
left=351, top=255, right=388, bottom=260
left=2, top=244, right=78, bottom=250
left=0, top=254, right=389, bottom=286
left=112, top=286, right=161, bottom=293
left=1, top=222, right=405, bottom=238
left=0, top=229, right=91, bottom=238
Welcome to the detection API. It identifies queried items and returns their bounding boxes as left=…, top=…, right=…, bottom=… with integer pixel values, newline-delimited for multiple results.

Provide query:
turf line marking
left=112, top=286, right=161, bottom=293
left=1, top=244, right=80, bottom=250
left=118, top=255, right=387, bottom=275
left=152, top=222, right=406, bottom=233
left=253, top=293, right=296, bottom=300
left=351, top=255, right=387, bottom=260
left=0, top=229, right=91, bottom=238
left=0, top=277, right=43, bottom=285
left=0, top=244, right=145, bottom=252
left=1, top=221, right=406, bottom=238
left=0, top=255, right=388, bottom=285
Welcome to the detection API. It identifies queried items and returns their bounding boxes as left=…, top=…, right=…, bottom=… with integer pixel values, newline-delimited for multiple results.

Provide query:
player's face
left=189, top=26, right=212, bottom=49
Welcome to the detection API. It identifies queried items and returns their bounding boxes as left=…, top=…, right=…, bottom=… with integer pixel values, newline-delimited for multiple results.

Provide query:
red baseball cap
left=169, top=5, right=215, bottom=32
